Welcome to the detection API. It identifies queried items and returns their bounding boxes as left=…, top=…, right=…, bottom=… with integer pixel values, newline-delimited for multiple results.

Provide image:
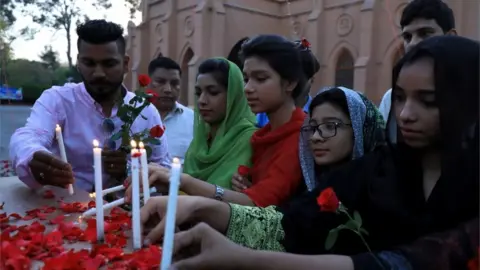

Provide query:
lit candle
left=161, top=157, right=182, bottom=270
left=56, top=124, right=74, bottom=195
left=130, top=140, right=142, bottom=250
left=93, top=139, right=104, bottom=241
left=138, top=142, right=150, bottom=202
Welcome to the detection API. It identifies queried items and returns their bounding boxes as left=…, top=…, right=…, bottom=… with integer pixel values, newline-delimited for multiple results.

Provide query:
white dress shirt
left=163, top=102, right=194, bottom=163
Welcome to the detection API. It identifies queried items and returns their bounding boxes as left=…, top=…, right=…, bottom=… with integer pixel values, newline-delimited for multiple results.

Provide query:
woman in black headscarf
left=140, top=35, right=479, bottom=269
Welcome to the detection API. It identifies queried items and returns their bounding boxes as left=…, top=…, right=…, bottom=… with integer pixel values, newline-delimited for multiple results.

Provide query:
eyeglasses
left=102, top=118, right=116, bottom=149
left=301, top=122, right=352, bottom=139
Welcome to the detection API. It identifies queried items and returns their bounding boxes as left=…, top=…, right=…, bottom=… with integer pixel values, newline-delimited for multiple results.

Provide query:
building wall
left=125, top=0, right=480, bottom=105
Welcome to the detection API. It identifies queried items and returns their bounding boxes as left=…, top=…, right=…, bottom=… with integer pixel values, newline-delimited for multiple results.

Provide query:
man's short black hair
left=400, top=0, right=455, bottom=33
left=148, top=56, right=182, bottom=76
left=76, top=20, right=126, bottom=54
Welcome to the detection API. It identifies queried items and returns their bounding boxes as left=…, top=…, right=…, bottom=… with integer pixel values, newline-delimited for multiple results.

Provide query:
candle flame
left=93, top=139, right=99, bottom=148
left=138, top=142, right=145, bottom=149
left=56, top=124, right=61, bottom=130
left=78, top=216, right=83, bottom=223
left=89, top=193, right=95, bottom=198
left=130, top=140, right=137, bottom=148
left=173, top=157, right=180, bottom=164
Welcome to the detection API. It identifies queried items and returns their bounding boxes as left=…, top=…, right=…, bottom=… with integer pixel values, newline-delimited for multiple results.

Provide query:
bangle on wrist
left=214, top=185, right=225, bottom=201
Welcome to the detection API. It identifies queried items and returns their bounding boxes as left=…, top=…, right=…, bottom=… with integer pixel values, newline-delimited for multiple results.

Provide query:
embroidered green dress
left=226, top=204, right=285, bottom=251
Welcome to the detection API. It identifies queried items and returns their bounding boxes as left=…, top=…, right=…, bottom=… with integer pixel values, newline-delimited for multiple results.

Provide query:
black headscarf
left=280, top=36, right=479, bottom=261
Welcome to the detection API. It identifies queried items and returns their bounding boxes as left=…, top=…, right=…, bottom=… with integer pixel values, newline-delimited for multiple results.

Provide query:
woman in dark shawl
left=140, top=36, right=479, bottom=269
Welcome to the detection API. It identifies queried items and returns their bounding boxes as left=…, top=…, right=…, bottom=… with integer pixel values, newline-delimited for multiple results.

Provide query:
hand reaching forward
left=170, top=223, right=251, bottom=270
left=28, top=150, right=74, bottom=188
left=139, top=196, right=231, bottom=245
left=140, top=196, right=202, bottom=245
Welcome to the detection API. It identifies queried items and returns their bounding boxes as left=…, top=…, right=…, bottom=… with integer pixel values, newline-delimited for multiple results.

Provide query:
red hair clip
left=301, top=37, right=311, bottom=49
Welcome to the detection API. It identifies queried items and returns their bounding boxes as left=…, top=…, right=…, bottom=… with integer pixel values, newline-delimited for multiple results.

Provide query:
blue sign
left=0, top=86, right=22, bottom=100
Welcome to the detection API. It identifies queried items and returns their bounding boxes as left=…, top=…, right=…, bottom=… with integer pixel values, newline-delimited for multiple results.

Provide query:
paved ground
left=0, top=106, right=31, bottom=160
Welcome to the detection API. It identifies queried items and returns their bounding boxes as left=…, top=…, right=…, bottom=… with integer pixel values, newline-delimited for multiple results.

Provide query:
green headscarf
left=183, top=58, right=257, bottom=188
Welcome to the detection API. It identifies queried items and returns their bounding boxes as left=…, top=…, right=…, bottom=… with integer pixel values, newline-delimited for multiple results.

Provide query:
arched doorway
left=335, top=49, right=355, bottom=89
left=180, top=48, right=194, bottom=106
left=227, top=37, right=248, bottom=70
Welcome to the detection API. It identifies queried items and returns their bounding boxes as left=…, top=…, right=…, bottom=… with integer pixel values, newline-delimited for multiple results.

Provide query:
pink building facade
left=125, top=0, right=479, bottom=105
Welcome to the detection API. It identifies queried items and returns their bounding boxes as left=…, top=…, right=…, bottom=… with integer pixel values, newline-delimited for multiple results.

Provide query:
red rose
left=150, top=125, right=165, bottom=138
left=316, top=187, right=339, bottom=212
left=468, top=248, right=479, bottom=270
left=138, top=74, right=151, bottom=87
left=145, top=89, right=159, bottom=103
left=237, top=165, right=250, bottom=177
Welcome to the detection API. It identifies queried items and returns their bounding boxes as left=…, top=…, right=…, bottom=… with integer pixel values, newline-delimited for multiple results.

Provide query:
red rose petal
left=0, top=212, right=23, bottom=223
left=43, top=190, right=55, bottom=199
left=88, top=201, right=96, bottom=209
left=48, top=215, right=65, bottom=225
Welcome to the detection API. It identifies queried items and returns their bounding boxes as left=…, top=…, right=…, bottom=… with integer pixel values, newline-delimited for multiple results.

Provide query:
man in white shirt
left=148, top=56, right=194, bottom=162
left=378, top=0, right=457, bottom=142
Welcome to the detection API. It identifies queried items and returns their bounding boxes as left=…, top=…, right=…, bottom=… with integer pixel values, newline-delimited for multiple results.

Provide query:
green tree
left=20, top=0, right=112, bottom=69
left=5, top=59, right=70, bottom=101
left=1, top=0, right=139, bottom=27
left=0, top=19, right=14, bottom=60
left=18, top=0, right=141, bottom=69
left=39, top=45, right=60, bottom=70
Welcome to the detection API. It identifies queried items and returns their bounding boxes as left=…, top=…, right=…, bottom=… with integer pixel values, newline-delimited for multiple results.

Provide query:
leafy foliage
left=39, top=46, right=60, bottom=70
left=110, top=90, right=160, bottom=157
left=4, top=59, right=71, bottom=102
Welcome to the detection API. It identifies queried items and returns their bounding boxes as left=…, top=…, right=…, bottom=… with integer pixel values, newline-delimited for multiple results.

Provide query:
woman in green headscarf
left=126, top=58, right=256, bottom=200
left=180, top=58, right=257, bottom=189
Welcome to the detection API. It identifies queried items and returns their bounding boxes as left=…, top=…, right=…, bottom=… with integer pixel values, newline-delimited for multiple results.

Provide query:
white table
left=0, top=177, right=135, bottom=269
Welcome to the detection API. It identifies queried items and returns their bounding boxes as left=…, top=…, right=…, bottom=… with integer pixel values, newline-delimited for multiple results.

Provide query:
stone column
left=353, top=0, right=375, bottom=97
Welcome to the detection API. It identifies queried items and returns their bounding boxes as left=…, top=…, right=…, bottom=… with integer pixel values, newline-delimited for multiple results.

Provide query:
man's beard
left=80, top=73, right=123, bottom=103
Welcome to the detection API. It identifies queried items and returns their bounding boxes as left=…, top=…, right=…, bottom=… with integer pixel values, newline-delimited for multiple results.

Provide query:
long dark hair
left=240, top=34, right=306, bottom=99
left=391, top=36, right=479, bottom=154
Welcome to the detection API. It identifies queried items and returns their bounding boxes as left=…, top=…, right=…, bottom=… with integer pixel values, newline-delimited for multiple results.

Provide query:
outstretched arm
left=9, top=89, right=61, bottom=188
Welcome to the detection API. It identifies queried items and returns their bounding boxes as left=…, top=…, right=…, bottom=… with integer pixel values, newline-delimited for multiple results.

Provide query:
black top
left=279, top=36, right=479, bottom=270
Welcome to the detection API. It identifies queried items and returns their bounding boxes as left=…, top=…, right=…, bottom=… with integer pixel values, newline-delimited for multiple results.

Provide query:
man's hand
left=171, top=223, right=251, bottom=270
left=102, top=147, right=127, bottom=179
left=28, top=150, right=74, bottom=188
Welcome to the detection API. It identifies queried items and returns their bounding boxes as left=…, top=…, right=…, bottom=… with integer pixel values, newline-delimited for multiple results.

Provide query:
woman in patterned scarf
left=298, top=86, right=385, bottom=193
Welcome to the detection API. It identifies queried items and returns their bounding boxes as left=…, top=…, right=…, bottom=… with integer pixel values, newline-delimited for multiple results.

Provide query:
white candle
left=93, top=139, right=104, bottom=241
left=138, top=142, right=150, bottom=202
left=130, top=140, right=142, bottom=250
left=100, top=185, right=125, bottom=196
left=161, top=157, right=182, bottom=270
left=56, top=124, right=74, bottom=195
left=82, top=187, right=158, bottom=218
left=83, top=198, right=125, bottom=217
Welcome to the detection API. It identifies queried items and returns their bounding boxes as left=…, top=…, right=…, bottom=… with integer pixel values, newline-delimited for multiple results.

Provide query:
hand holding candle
left=55, top=124, right=74, bottom=195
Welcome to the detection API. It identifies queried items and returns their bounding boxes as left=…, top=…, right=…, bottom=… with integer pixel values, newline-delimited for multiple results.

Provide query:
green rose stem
left=337, top=205, right=385, bottom=269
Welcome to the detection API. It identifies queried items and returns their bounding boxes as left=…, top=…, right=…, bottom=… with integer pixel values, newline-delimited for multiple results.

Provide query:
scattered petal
left=43, top=190, right=55, bottom=199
